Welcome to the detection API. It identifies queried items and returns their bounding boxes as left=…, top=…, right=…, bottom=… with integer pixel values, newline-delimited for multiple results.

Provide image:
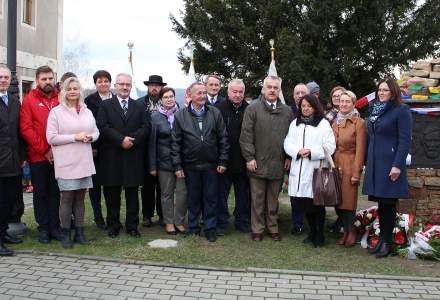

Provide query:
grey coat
left=240, top=96, right=293, bottom=180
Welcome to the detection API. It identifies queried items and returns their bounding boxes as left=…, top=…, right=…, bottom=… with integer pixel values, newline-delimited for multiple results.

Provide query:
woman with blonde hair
left=332, top=90, right=367, bottom=246
left=46, top=77, right=99, bottom=249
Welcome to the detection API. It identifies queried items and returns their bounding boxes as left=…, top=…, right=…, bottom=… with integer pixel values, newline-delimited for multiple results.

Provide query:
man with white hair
left=171, top=82, right=229, bottom=242
left=215, top=79, right=250, bottom=234
left=97, top=73, right=150, bottom=238
left=291, top=83, right=309, bottom=116
left=240, top=76, right=293, bottom=242
left=0, top=66, right=25, bottom=256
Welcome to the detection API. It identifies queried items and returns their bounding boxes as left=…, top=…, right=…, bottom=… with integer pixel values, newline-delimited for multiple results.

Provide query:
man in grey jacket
left=240, top=76, right=293, bottom=242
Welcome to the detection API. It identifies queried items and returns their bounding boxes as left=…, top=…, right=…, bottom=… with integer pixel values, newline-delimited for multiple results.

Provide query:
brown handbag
left=312, top=148, right=342, bottom=207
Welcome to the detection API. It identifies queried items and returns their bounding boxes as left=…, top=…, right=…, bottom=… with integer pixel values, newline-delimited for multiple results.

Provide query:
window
left=22, top=80, right=34, bottom=98
left=22, top=0, right=35, bottom=26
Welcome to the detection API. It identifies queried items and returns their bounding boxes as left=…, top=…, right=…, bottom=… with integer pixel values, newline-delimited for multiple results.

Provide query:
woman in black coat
left=362, top=77, right=412, bottom=258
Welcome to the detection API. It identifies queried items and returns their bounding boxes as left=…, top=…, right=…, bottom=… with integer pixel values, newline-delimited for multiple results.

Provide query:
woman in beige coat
left=332, top=91, right=367, bottom=246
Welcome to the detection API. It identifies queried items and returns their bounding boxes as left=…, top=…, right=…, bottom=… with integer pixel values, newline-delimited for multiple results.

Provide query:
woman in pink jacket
left=46, top=77, right=99, bottom=249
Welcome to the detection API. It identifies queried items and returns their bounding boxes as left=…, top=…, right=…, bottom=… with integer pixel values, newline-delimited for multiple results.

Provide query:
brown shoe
left=345, top=230, right=357, bottom=247
left=251, top=233, right=263, bottom=241
left=336, top=232, right=348, bottom=245
left=270, top=233, right=282, bottom=241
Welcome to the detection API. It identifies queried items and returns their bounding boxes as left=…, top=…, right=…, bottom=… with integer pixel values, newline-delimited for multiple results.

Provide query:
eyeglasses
left=116, top=83, right=132, bottom=87
left=162, top=95, right=175, bottom=100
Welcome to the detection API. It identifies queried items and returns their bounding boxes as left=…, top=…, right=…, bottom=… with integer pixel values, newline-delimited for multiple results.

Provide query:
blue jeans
left=217, top=172, right=250, bottom=230
left=290, top=197, right=304, bottom=228
left=185, top=168, right=218, bottom=233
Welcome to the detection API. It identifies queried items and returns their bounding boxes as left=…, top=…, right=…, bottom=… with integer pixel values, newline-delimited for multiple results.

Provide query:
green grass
left=14, top=192, right=440, bottom=277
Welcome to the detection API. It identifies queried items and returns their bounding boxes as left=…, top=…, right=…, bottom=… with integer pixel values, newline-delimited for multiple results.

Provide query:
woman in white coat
left=284, top=94, right=336, bottom=247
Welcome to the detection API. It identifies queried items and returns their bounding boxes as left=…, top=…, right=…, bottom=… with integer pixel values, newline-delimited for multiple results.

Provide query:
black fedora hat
left=143, top=75, right=167, bottom=86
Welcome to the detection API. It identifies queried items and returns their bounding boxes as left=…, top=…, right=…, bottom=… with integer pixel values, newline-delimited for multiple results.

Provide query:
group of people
left=0, top=63, right=411, bottom=259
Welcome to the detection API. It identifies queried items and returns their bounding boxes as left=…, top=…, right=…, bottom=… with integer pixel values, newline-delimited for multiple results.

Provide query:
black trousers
left=371, top=197, right=397, bottom=243
left=30, top=161, right=60, bottom=233
left=104, top=186, right=139, bottom=232
left=141, top=173, right=162, bottom=219
left=0, top=176, right=22, bottom=237
left=88, top=157, right=103, bottom=221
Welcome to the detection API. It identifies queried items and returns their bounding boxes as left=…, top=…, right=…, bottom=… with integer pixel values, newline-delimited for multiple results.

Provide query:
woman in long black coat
left=362, top=77, right=412, bottom=258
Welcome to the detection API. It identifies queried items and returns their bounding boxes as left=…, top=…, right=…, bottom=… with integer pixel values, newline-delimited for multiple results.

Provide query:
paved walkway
left=0, top=253, right=439, bottom=300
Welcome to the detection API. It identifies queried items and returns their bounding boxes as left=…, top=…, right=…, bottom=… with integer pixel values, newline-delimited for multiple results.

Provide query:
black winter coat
left=97, top=96, right=150, bottom=187
left=215, top=99, right=248, bottom=173
left=171, top=104, right=229, bottom=171
left=84, top=91, right=107, bottom=151
left=148, top=111, right=174, bottom=172
left=0, top=94, right=25, bottom=177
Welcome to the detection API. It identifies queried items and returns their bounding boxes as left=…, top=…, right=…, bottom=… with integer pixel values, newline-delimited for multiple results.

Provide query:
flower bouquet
left=399, top=223, right=440, bottom=260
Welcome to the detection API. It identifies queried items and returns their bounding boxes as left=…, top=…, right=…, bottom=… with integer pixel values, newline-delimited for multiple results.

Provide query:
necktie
left=211, top=97, right=215, bottom=104
left=121, top=100, right=128, bottom=115
left=271, top=103, right=275, bottom=110
left=1, top=95, right=8, bottom=107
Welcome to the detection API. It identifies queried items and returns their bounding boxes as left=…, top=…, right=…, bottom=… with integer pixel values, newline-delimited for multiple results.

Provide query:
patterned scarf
left=300, top=115, right=314, bottom=125
left=369, top=101, right=388, bottom=123
left=158, top=104, right=178, bottom=128
left=336, top=108, right=360, bottom=125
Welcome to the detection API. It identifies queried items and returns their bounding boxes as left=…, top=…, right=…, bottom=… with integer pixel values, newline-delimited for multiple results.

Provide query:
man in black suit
left=97, top=73, right=150, bottom=238
left=137, top=75, right=166, bottom=227
left=206, top=75, right=226, bottom=105
left=84, top=70, right=113, bottom=230
left=0, top=66, right=25, bottom=256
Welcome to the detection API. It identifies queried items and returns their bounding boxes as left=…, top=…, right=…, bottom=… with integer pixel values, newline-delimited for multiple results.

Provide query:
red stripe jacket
left=20, top=88, right=59, bottom=163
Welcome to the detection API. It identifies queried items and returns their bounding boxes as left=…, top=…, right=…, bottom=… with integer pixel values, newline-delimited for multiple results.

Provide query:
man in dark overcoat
left=0, top=66, right=25, bottom=256
left=137, top=75, right=166, bottom=227
left=215, top=79, right=250, bottom=234
left=97, top=73, right=150, bottom=238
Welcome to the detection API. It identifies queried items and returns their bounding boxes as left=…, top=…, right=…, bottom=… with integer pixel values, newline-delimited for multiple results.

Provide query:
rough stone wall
left=399, top=169, right=440, bottom=223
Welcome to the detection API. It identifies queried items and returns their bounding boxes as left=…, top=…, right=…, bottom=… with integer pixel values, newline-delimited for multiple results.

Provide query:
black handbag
left=312, top=148, right=342, bottom=206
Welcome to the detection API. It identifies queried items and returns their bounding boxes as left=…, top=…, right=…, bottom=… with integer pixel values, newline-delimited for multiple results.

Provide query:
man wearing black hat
left=137, top=75, right=167, bottom=227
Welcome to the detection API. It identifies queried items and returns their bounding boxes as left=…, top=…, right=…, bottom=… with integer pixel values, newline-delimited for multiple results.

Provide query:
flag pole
left=270, top=39, right=275, bottom=63
left=127, top=42, right=134, bottom=75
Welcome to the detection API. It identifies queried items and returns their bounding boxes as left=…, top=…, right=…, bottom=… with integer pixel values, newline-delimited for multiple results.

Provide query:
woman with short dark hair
left=284, top=94, right=336, bottom=247
left=363, top=77, right=412, bottom=258
left=149, top=87, right=187, bottom=235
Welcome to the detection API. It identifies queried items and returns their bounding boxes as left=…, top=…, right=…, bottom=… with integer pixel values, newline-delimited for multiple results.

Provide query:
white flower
left=354, top=220, right=361, bottom=227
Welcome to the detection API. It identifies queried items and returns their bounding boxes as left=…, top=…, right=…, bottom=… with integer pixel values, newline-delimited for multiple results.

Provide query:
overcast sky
left=63, top=0, right=188, bottom=89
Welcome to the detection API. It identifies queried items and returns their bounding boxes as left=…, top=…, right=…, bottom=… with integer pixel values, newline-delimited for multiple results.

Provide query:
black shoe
left=38, top=230, right=50, bottom=244
left=303, top=237, right=312, bottom=244
left=205, top=230, right=217, bottom=242
left=127, top=230, right=141, bottom=238
left=94, top=217, right=106, bottom=230
left=236, top=225, right=251, bottom=234
left=368, top=239, right=384, bottom=254
left=108, top=228, right=120, bottom=238
left=376, top=242, right=392, bottom=258
left=216, top=227, right=227, bottom=236
left=50, top=229, right=62, bottom=241
left=4, top=234, right=23, bottom=244
left=74, top=227, right=89, bottom=245
left=60, top=228, right=73, bottom=249
left=142, top=217, right=153, bottom=227
left=291, top=225, right=303, bottom=235
left=0, top=241, right=13, bottom=256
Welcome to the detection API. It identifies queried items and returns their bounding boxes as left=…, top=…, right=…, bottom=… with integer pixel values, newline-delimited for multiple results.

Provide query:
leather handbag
left=312, top=147, right=342, bottom=207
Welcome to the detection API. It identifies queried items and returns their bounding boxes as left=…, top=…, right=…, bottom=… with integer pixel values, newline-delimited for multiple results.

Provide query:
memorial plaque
left=410, top=113, right=440, bottom=168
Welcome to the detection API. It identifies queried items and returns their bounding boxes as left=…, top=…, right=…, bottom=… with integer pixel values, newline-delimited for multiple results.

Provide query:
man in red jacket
left=20, top=65, right=61, bottom=243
